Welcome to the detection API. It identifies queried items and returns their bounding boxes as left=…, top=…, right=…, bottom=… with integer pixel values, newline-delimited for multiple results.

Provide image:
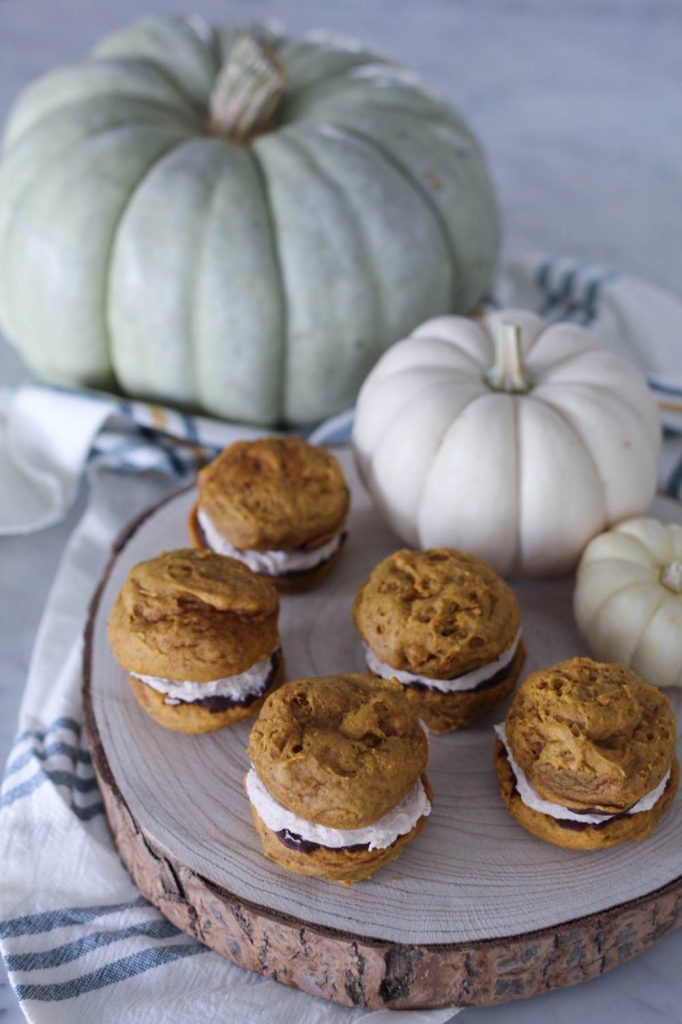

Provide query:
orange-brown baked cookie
left=128, top=651, right=285, bottom=735
left=245, top=674, right=432, bottom=882
left=495, top=738, right=679, bottom=851
left=190, top=436, right=350, bottom=592
left=405, top=643, right=526, bottom=733
left=249, top=775, right=433, bottom=883
left=495, top=658, right=679, bottom=849
left=353, top=548, right=523, bottom=731
left=108, top=549, right=282, bottom=733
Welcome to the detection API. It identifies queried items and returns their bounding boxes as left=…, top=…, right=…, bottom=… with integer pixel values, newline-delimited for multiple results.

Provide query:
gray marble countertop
left=1, top=1, right=682, bottom=1021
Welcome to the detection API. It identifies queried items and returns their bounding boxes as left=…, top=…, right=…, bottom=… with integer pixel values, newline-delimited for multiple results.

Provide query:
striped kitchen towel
left=0, top=253, right=680, bottom=1022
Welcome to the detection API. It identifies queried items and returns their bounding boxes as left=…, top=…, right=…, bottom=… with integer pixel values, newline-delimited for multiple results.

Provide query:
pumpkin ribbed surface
left=0, top=16, right=499, bottom=425
left=352, top=310, right=660, bottom=576
left=575, top=517, right=682, bottom=687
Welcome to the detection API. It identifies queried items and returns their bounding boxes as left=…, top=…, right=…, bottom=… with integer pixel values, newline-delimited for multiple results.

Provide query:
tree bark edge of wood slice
left=84, top=666, right=682, bottom=1011
left=81, top=477, right=682, bottom=1010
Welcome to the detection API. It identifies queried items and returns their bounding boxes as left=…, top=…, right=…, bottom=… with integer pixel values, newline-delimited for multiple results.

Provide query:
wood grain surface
left=83, top=451, right=682, bottom=1009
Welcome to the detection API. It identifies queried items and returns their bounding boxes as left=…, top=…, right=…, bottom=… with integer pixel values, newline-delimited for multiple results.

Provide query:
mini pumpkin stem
left=484, top=322, right=533, bottom=394
left=208, top=34, right=284, bottom=144
left=661, top=559, right=682, bottom=594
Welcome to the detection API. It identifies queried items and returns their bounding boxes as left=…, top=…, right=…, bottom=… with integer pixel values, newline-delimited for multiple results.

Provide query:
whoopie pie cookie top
left=248, top=673, right=428, bottom=830
left=353, top=548, right=520, bottom=679
left=505, top=658, right=677, bottom=813
left=197, top=436, right=350, bottom=552
left=108, top=548, right=279, bottom=682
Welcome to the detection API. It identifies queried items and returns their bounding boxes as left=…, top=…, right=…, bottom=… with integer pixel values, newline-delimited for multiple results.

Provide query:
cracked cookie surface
left=353, top=548, right=520, bottom=679
left=248, top=673, right=428, bottom=829
left=197, top=436, right=349, bottom=551
left=505, top=658, right=677, bottom=813
left=108, top=548, right=280, bottom=680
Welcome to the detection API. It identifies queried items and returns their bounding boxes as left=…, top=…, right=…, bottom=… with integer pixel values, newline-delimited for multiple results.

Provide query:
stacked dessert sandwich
left=495, top=657, right=679, bottom=848
left=190, top=436, right=349, bottom=592
left=245, top=673, right=432, bottom=882
left=108, top=548, right=284, bottom=733
left=354, top=547, right=524, bottom=732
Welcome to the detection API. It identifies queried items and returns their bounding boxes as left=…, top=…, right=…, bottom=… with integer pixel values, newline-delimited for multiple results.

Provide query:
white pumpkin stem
left=484, top=322, right=533, bottom=394
left=208, top=34, right=284, bottom=144
left=661, top=559, right=682, bottom=594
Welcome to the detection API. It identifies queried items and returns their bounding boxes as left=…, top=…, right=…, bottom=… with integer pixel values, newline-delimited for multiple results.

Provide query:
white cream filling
left=245, top=769, right=431, bottom=851
left=495, top=723, right=671, bottom=824
left=197, top=506, right=344, bottom=576
left=365, top=629, right=521, bottom=694
left=132, top=650, right=278, bottom=706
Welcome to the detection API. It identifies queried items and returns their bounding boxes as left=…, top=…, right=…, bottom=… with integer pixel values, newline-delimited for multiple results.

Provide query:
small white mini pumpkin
left=352, top=310, right=660, bottom=576
left=574, top=517, right=682, bottom=688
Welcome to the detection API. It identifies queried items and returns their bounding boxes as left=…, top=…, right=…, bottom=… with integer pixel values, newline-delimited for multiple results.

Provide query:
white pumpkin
left=574, top=517, right=682, bottom=687
left=352, top=310, right=660, bottom=577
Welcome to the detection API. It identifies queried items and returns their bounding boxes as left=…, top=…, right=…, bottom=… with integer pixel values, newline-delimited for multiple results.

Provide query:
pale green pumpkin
left=0, top=16, right=499, bottom=425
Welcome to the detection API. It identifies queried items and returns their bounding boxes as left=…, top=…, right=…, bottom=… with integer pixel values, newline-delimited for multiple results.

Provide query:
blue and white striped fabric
left=2, top=717, right=102, bottom=823
left=0, top=254, right=680, bottom=1022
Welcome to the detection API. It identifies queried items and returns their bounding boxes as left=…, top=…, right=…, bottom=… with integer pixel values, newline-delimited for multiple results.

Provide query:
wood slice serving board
left=83, top=449, right=682, bottom=1011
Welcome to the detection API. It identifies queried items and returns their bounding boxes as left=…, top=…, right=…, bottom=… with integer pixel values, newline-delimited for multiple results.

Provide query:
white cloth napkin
left=0, top=388, right=266, bottom=535
left=1, top=254, right=681, bottom=1022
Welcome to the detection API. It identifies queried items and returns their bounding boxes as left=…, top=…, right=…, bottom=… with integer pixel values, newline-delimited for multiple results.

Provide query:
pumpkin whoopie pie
left=245, top=673, right=432, bottom=883
left=189, top=436, right=350, bottom=592
left=495, top=657, right=679, bottom=850
left=108, top=549, right=284, bottom=733
left=353, top=548, right=524, bottom=732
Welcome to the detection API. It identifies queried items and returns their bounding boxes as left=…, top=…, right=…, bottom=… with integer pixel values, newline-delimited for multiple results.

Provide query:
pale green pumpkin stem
left=661, top=559, right=682, bottom=594
left=208, top=34, right=285, bottom=144
left=484, top=321, right=533, bottom=394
